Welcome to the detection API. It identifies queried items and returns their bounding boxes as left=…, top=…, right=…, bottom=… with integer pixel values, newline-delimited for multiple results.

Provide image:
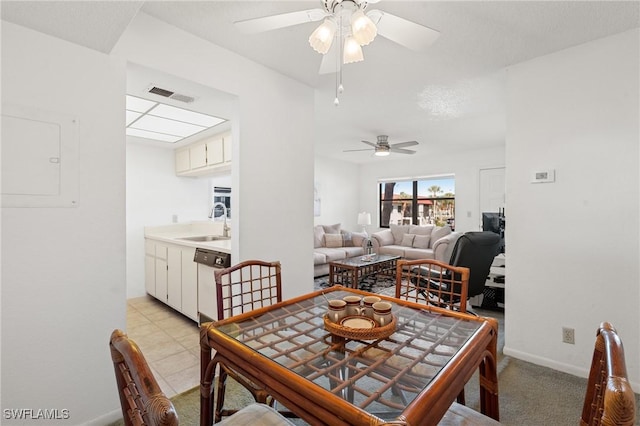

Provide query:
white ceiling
left=2, top=1, right=639, bottom=163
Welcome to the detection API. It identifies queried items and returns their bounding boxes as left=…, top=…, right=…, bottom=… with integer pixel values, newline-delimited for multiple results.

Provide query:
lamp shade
left=343, top=35, right=364, bottom=64
left=350, top=10, right=377, bottom=46
left=309, top=19, right=336, bottom=54
left=357, top=212, right=371, bottom=226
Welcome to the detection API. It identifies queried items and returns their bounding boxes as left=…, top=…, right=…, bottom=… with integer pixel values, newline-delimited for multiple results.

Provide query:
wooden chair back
left=581, top=322, right=636, bottom=426
left=396, top=259, right=470, bottom=313
left=215, top=260, right=282, bottom=320
left=109, top=329, right=178, bottom=426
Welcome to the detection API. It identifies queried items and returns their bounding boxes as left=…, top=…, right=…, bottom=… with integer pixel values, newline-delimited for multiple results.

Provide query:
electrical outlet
left=562, top=327, right=575, bottom=344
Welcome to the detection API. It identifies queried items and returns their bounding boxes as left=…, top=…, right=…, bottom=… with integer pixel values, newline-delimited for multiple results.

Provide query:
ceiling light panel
left=126, top=110, right=142, bottom=126
left=126, top=128, right=182, bottom=143
left=150, top=104, right=226, bottom=127
left=130, top=114, right=206, bottom=138
left=126, top=95, right=156, bottom=113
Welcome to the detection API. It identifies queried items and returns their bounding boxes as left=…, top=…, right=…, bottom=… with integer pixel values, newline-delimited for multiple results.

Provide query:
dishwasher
left=194, top=248, right=231, bottom=324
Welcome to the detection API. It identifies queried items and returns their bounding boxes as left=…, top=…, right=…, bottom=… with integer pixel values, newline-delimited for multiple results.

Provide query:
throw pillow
left=412, top=234, right=430, bottom=249
left=323, top=223, right=341, bottom=234
left=401, top=234, right=415, bottom=247
left=313, top=225, right=325, bottom=248
left=375, top=229, right=395, bottom=246
left=408, top=225, right=434, bottom=236
left=340, top=230, right=354, bottom=247
left=350, top=231, right=367, bottom=247
left=324, top=233, right=343, bottom=248
left=430, top=226, right=452, bottom=248
left=390, top=224, right=410, bottom=244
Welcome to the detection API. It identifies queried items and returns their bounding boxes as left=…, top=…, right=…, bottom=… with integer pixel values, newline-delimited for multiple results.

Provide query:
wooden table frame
left=200, top=286, right=499, bottom=426
left=329, top=254, right=400, bottom=288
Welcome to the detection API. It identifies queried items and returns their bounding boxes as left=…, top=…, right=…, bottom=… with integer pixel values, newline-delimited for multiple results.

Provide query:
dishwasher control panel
left=194, top=248, right=231, bottom=268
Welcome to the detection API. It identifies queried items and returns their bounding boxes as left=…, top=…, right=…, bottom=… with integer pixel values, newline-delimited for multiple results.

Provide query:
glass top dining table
left=200, top=286, right=499, bottom=426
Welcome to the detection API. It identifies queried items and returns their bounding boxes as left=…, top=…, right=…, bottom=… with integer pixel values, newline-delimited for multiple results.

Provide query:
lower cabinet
left=145, top=240, right=198, bottom=322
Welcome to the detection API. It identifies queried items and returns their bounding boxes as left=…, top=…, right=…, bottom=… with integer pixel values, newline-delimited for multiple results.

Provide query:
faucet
left=210, top=202, right=230, bottom=237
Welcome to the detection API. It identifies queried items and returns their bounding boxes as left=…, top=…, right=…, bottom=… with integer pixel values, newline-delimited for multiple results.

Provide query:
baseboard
left=503, top=345, right=589, bottom=378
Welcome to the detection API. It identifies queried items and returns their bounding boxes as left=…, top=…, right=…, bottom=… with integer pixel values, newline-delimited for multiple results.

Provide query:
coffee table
left=329, top=254, right=400, bottom=289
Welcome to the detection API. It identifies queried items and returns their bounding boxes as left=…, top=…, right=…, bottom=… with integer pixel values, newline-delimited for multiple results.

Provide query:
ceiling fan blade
left=343, top=148, right=374, bottom=152
left=235, top=9, right=328, bottom=34
left=390, top=148, right=417, bottom=154
left=390, top=141, right=418, bottom=148
left=361, top=140, right=377, bottom=147
left=367, top=10, right=440, bottom=52
left=318, top=43, right=338, bottom=75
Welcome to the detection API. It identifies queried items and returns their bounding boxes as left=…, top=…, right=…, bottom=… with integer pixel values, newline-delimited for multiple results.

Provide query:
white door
left=479, top=167, right=505, bottom=227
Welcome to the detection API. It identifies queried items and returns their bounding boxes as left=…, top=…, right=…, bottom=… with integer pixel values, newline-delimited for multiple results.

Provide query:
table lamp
left=357, top=212, right=371, bottom=236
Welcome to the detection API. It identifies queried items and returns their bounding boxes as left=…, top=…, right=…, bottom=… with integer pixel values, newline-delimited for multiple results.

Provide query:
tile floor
left=126, top=295, right=201, bottom=398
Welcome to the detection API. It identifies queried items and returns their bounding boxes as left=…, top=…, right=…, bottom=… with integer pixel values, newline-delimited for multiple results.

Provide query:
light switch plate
left=531, top=169, right=555, bottom=183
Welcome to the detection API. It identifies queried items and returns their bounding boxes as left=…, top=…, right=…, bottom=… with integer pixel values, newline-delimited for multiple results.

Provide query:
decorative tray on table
left=323, top=314, right=397, bottom=340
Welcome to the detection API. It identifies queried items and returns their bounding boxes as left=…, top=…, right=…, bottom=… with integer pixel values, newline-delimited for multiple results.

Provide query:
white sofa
left=314, top=224, right=367, bottom=277
left=371, top=224, right=461, bottom=263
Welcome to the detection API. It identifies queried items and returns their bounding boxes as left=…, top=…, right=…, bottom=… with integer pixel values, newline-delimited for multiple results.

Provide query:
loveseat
left=314, top=224, right=367, bottom=277
left=371, top=224, right=461, bottom=263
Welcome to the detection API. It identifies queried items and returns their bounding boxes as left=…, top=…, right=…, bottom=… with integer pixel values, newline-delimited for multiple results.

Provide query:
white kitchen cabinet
left=144, top=240, right=156, bottom=296
left=175, top=148, right=190, bottom=173
left=167, top=246, right=182, bottom=310
left=144, top=239, right=199, bottom=322
left=181, top=247, right=198, bottom=321
left=154, top=243, right=168, bottom=304
left=175, top=131, right=231, bottom=177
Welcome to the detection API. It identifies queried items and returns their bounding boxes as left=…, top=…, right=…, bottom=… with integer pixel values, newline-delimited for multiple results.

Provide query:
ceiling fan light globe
left=308, top=19, right=336, bottom=54
left=350, top=10, right=377, bottom=45
left=343, top=36, right=364, bottom=64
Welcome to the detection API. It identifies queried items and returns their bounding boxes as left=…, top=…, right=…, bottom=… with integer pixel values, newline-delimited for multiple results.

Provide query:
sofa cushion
left=377, top=245, right=406, bottom=257
left=390, top=224, right=410, bottom=244
left=375, top=229, right=395, bottom=246
left=313, top=252, right=327, bottom=265
left=323, top=223, right=341, bottom=234
left=412, top=234, right=430, bottom=249
left=430, top=225, right=452, bottom=248
left=402, top=247, right=436, bottom=260
left=343, top=246, right=364, bottom=257
left=313, top=225, right=325, bottom=248
left=324, top=233, right=343, bottom=248
left=409, top=225, right=434, bottom=236
left=315, top=247, right=347, bottom=262
left=401, top=234, right=415, bottom=247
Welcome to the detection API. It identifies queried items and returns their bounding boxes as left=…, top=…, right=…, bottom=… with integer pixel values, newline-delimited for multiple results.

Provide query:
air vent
left=146, top=85, right=195, bottom=103
left=148, top=86, right=174, bottom=97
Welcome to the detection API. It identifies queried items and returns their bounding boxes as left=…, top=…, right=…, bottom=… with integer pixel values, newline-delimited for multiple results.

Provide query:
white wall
left=1, top=21, right=126, bottom=424
left=314, top=156, right=361, bottom=230
left=504, top=29, right=639, bottom=387
left=358, top=146, right=506, bottom=233
left=113, top=13, right=315, bottom=302
left=126, top=143, right=211, bottom=298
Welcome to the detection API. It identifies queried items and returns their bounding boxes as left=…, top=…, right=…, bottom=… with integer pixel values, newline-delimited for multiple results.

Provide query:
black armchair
left=405, top=231, right=501, bottom=310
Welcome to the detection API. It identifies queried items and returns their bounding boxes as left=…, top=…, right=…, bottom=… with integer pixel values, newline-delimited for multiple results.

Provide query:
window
left=379, top=176, right=455, bottom=229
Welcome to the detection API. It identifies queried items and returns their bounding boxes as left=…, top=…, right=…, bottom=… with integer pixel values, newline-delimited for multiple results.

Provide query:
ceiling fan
left=234, top=0, right=440, bottom=75
left=344, top=135, right=418, bottom=156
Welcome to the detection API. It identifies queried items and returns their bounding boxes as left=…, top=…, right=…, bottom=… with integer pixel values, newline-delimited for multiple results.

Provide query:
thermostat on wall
left=531, top=169, right=555, bottom=183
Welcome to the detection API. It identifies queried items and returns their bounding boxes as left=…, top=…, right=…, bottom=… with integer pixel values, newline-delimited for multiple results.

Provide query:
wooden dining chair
left=396, top=259, right=471, bottom=313
left=580, top=322, right=636, bottom=426
left=109, top=329, right=179, bottom=426
left=213, top=260, right=283, bottom=421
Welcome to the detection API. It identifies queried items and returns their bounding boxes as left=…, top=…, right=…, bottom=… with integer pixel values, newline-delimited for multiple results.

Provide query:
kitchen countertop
left=144, top=221, right=231, bottom=253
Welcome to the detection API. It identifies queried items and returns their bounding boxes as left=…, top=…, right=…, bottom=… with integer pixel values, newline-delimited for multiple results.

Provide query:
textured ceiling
left=2, top=1, right=639, bottom=163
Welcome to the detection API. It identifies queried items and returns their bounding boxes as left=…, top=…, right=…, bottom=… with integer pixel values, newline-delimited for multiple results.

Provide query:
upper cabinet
left=175, top=131, right=231, bottom=177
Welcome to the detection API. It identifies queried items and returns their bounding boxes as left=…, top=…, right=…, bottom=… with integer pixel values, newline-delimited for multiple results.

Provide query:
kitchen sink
left=179, top=235, right=230, bottom=242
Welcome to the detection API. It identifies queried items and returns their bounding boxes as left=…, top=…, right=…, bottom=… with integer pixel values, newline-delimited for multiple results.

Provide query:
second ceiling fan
left=344, top=135, right=418, bottom=156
